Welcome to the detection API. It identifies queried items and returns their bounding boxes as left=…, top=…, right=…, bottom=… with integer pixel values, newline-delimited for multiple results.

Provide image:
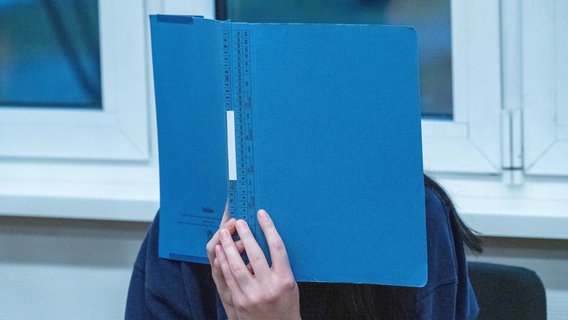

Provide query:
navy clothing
left=418, top=187, right=479, bottom=319
left=125, top=187, right=479, bottom=319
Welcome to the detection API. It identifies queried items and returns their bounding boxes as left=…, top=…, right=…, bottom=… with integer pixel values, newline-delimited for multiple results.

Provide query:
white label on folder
left=227, top=110, right=237, bottom=181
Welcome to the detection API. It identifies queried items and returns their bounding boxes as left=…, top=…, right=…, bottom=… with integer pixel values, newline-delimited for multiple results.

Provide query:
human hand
left=207, top=204, right=239, bottom=319
left=206, top=209, right=300, bottom=320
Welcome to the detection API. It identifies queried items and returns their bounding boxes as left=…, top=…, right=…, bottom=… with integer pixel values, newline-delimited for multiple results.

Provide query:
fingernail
left=236, top=219, right=247, bottom=229
left=258, top=209, right=268, bottom=220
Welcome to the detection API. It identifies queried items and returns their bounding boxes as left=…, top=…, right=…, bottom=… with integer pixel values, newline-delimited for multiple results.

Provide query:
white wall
left=1, top=216, right=567, bottom=319
left=0, top=216, right=150, bottom=320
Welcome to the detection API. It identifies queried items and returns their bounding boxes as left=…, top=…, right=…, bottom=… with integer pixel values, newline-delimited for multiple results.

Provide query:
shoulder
left=424, top=184, right=451, bottom=226
left=423, top=185, right=457, bottom=265
left=418, top=183, right=479, bottom=319
left=420, top=184, right=460, bottom=298
left=125, top=212, right=219, bottom=319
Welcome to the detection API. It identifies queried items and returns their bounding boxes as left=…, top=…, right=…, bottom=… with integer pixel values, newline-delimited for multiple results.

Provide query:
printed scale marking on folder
left=151, top=15, right=428, bottom=286
left=224, top=28, right=257, bottom=234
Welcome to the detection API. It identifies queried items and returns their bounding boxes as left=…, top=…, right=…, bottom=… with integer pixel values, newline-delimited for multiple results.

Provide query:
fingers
left=219, top=227, right=252, bottom=287
left=211, top=245, right=229, bottom=292
left=235, top=219, right=270, bottom=276
left=209, top=208, right=291, bottom=283
left=257, top=209, right=292, bottom=273
left=206, top=201, right=238, bottom=264
left=221, top=201, right=230, bottom=225
left=214, top=244, right=242, bottom=295
left=211, top=231, right=251, bottom=298
left=209, top=208, right=300, bottom=320
left=206, top=218, right=236, bottom=265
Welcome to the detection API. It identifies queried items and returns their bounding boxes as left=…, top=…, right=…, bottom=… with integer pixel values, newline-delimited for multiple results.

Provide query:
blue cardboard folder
left=150, top=15, right=427, bottom=286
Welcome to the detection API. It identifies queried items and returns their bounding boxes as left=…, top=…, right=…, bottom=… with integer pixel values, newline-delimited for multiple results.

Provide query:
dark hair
left=297, top=174, right=481, bottom=319
left=299, top=282, right=417, bottom=319
left=423, top=174, right=482, bottom=254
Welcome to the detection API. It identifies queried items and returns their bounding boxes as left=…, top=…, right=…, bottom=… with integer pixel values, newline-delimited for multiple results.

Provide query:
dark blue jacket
left=125, top=187, right=478, bottom=319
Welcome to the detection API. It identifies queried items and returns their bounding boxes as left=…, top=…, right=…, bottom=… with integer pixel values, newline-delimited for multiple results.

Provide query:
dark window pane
left=0, top=0, right=101, bottom=109
left=223, top=0, right=452, bottom=119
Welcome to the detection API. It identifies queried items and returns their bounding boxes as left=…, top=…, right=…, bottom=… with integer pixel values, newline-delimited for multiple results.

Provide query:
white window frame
left=430, top=0, right=568, bottom=241
left=1, top=0, right=567, bottom=240
left=0, top=0, right=214, bottom=221
left=0, top=1, right=150, bottom=161
left=422, top=0, right=502, bottom=174
left=522, top=0, right=568, bottom=176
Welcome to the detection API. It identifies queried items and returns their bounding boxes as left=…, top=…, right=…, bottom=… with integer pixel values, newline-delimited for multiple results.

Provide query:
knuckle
left=249, top=252, right=264, bottom=265
left=235, top=296, right=256, bottom=313
left=269, top=239, right=285, bottom=252
left=282, top=276, right=298, bottom=292
left=262, top=293, right=277, bottom=305
left=265, top=288, right=281, bottom=304
left=230, top=263, right=246, bottom=276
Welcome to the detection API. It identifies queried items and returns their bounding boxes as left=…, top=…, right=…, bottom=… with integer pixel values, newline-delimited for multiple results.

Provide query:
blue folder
left=150, top=15, right=427, bottom=286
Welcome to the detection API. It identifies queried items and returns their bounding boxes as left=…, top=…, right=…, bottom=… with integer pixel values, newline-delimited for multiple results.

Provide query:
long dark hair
left=424, top=174, right=482, bottom=254
left=297, top=174, right=481, bottom=319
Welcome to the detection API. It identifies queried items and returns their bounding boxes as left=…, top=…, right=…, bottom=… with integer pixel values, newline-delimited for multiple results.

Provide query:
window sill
left=0, top=161, right=159, bottom=222
left=434, top=173, right=568, bottom=240
left=1, top=163, right=567, bottom=240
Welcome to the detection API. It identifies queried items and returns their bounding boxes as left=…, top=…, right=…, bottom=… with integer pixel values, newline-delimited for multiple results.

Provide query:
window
left=423, top=0, right=501, bottom=174
left=435, top=0, right=568, bottom=240
left=219, top=0, right=568, bottom=239
left=0, top=0, right=214, bottom=220
left=223, top=0, right=453, bottom=118
left=522, top=0, right=568, bottom=176
left=0, top=0, right=101, bottom=109
left=1, top=0, right=566, bottom=238
left=221, top=0, right=502, bottom=174
left=0, top=0, right=149, bottom=160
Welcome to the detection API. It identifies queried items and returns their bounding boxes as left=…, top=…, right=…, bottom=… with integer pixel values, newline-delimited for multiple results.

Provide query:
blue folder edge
left=150, top=15, right=428, bottom=287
